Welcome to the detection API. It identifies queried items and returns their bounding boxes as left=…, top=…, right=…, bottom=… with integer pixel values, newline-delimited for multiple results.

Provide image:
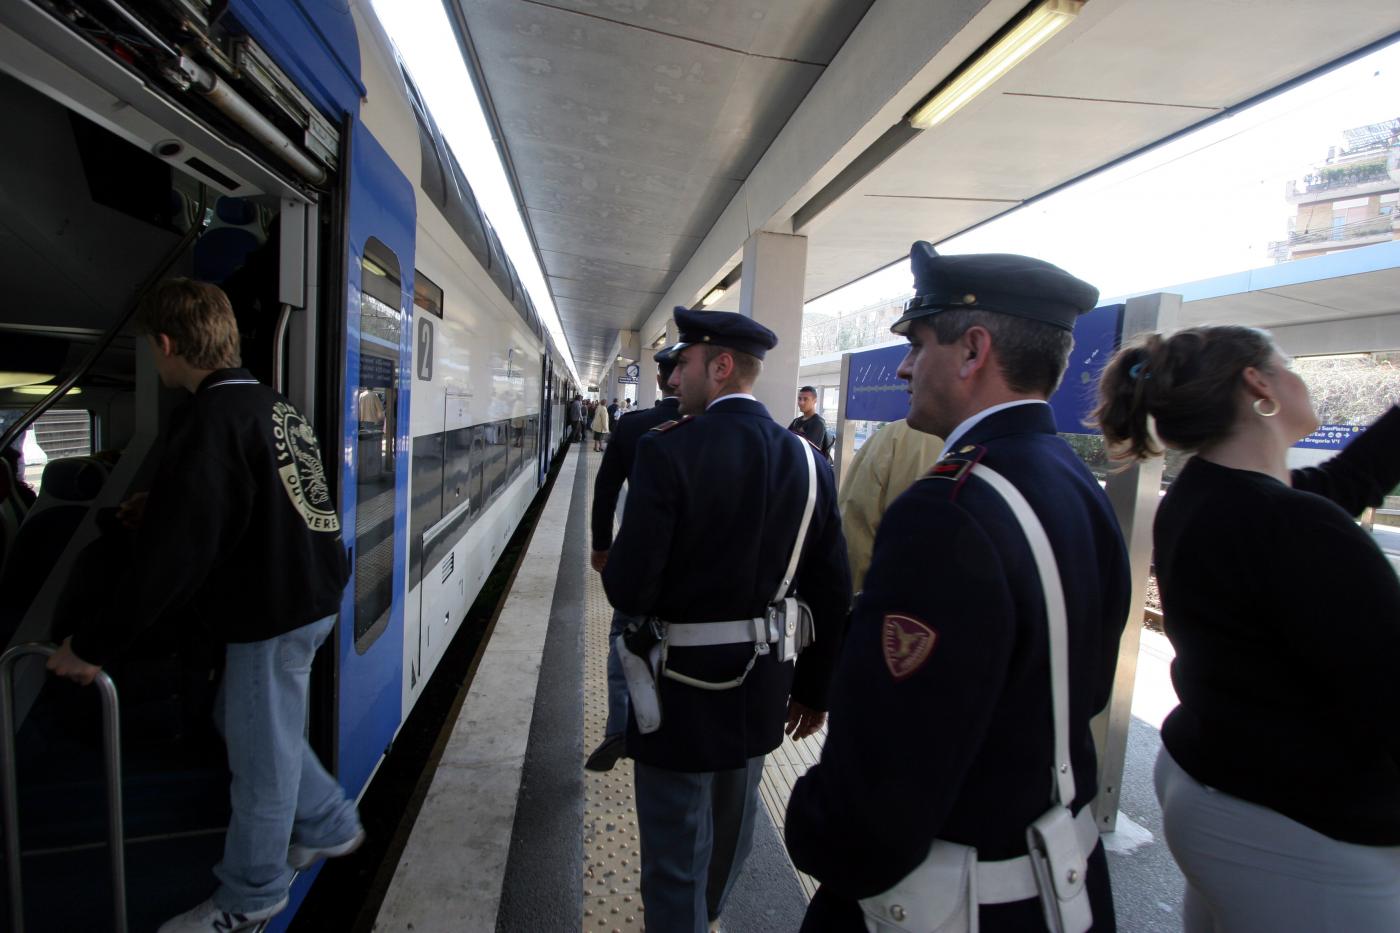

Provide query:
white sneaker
left=288, top=826, right=366, bottom=870
left=156, top=895, right=287, bottom=932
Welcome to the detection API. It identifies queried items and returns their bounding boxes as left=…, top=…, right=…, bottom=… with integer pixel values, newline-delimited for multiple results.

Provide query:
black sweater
left=72, top=370, right=349, bottom=665
left=1155, top=406, right=1400, bottom=844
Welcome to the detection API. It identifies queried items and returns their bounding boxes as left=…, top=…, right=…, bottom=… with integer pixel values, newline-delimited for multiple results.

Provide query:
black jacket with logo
left=72, top=369, right=349, bottom=665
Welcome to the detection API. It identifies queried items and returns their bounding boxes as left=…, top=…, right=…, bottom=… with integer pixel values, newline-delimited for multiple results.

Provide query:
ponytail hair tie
left=1128, top=361, right=1149, bottom=381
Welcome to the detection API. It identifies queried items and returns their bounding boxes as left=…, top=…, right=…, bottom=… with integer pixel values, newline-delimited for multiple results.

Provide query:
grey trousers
left=1155, top=747, right=1400, bottom=933
left=633, top=756, right=764, bottom=933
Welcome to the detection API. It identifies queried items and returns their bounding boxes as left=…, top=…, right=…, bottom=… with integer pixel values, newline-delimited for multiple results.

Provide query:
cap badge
left=882, top=614, right=937, bottom=681
left=962, top=294, right=976, bottom=304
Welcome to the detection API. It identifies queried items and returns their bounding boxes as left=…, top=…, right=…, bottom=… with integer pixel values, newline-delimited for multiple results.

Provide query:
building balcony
left=1289, top=215, right=1396, bottom=246
left=1285, top=162, right=1394, bottom=203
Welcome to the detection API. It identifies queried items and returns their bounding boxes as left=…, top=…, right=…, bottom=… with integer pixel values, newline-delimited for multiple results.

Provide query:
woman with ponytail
left=1094, top=326, right=1400, bottom=932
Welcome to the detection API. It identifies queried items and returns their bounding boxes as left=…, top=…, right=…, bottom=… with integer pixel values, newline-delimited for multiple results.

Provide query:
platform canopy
left=442, top=0, right=1400, bottom=384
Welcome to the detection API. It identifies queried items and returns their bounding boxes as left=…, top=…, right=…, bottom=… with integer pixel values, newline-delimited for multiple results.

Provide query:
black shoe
left=585, top=734, right=626, bottom=772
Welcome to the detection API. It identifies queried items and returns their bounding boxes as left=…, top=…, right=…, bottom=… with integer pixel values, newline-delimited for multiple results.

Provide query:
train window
left=482, top=419, right=508, bottom=501
left=410, top=432, right=444, bottom=552
left=467, top=427, right=486, bottom=517
left=442, top=151, right=490, bottom=268
left=525, top=415, right=539, bottom=465
left=0, top=408, right=93, bottom=494
left=411, top=106, right=447, bottom=207
left=483, top=223, right=513, bottom=300
left=353, top=237, right=403, bottom=653
left=444, top=425, right=472, bottom=516
left=414, top=270, right=443, bottom=319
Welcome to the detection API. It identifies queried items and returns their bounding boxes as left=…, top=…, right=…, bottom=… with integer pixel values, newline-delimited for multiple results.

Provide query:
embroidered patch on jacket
left=882, top=614, right=937, bottom=681
left=273, top=401, right=340, bottom=533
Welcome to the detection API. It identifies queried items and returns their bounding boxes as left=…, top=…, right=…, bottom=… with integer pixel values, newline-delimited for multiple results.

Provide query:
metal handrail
left=1, top=644, right=126, bottom=933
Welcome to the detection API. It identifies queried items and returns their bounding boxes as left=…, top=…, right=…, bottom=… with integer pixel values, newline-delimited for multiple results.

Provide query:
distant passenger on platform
left=591, top=399, right=611, bottom=451
left=604, top=307, right=850, bottom=933
left=837, top=418, right=944, bottom=593
left=789, top=385, right=832, bottom=461
left=1095, top=326, right=1400, bottom=933
left=569, top=394, right=584, bottom=442
left=47, top=279, right=362, bottom=933
left=585, top=346, right=681, bottom=772
left=785, top=242, right=1128, bottom=932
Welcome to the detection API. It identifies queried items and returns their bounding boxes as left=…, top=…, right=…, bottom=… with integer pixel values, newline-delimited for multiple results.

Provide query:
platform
left=373, top=442, right=1188, bottom=932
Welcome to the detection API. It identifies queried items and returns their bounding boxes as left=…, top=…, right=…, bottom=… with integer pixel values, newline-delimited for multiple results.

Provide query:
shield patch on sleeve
left=882, top=614, right=937, bottom=681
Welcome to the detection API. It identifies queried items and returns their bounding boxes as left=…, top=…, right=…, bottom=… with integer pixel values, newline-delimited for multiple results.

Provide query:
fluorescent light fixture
left=908, top=0, right=1083, bottom=131
left=0, top=372, right=53, bottom=390
left=14, top=385, right=81, bottom=396
left=700, top=286, right=727, bottom=308
left=362, top=257, right=389, bottom=278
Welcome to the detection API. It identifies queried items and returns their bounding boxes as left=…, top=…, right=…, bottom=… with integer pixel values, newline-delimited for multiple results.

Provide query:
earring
left=1253, top=397, right=1279, bottom=418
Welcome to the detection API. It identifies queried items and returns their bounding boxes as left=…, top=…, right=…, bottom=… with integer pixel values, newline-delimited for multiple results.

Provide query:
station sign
left=841, top=303, right=1126, bottom=433
left=1048, top=303, right=1124, bottom=435
left=1294, top=424, right=1362, bottom=450
left=843, top=343, right=909, bottom=422
left=619, top=362, right=640, bottom=385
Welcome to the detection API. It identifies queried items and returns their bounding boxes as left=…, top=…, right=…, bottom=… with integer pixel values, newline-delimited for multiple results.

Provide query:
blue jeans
left=605, top=610, right=640, bottom=737
left=212, top=614, right=362, bottom=913
left=633, top=756, right=765, bottom=932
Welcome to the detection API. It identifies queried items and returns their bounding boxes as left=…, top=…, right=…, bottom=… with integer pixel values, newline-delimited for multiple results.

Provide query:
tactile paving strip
left=580, top=447, right=645, bottom=931
left=576, top=444, right=823, bottom=927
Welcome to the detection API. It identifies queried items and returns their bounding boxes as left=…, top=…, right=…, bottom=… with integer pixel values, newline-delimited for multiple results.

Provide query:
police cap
left=890, top=241, right=1099, bottom=335
left=672, top=306, right=778, bottom=360
left=653, top=344, right=679, bottom=365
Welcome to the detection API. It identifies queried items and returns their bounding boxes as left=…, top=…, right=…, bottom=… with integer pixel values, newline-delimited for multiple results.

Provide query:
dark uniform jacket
left=786, top=403, right=1129, bottom=932
left=591, top=397, right=680, bottom=551
left=602, top=396, right=852, bottom=772
left=71, top=369, right=350, bottom=665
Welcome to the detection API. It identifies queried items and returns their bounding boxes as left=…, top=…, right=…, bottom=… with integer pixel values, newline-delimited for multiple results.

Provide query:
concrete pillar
left=637, top=347, right=659, bottom=407
left=739, top=231, right=807, bottom=422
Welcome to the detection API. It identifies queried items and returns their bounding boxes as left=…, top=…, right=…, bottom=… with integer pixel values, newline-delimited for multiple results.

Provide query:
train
left=0, top=0, right=576, bottom=928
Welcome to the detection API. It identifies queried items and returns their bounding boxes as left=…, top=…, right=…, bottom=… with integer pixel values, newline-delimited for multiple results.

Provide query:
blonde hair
left=136, top=278, right=241, bottom=369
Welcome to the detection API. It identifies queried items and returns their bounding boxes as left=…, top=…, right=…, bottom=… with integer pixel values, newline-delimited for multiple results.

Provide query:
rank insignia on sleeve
left=919, top=444, right=985, bottom=498
left=882, top=614, right=937, bottom=681
left=650, top=415, right=694, bottom=433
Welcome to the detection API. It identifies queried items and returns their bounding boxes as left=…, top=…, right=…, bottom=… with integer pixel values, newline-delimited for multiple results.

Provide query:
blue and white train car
left=0, top=0, right=575, bottom=928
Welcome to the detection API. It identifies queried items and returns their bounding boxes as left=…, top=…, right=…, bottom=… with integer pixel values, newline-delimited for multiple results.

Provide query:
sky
left=371, top=0, right=1398, bottom=367
left=804, top=39, right=1400, bottom=320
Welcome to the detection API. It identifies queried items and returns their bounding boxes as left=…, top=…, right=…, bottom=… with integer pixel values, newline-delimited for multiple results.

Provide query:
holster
left=767, top=597, right=815, bottom=664
left=1025, top=806, right=1092, bottom=933
left=859, top=840, right=978, bottom=933
left=617, top=619, right=664, bottom=733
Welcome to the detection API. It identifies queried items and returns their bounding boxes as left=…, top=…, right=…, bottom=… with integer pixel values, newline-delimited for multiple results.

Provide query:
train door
left=339, top=121, right=415, bottom=795
left=539, top=354, right=552, bottom=483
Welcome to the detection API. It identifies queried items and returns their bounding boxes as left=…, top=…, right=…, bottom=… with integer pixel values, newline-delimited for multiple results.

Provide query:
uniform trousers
left=212, top=615, right=363, bottom=913
left=634, top=756, right=764, bottom=932
left=604, top=610, right=639, bottom=737
left=1155, top=746, right=1400, bottom=933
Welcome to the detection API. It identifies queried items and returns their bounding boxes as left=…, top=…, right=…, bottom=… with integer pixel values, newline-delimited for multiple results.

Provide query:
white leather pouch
left=615, top=634, right=663, bottom=733
left=1025, top=806, right=1091, bottom=933
left=858, top=840, right=979, bottom=933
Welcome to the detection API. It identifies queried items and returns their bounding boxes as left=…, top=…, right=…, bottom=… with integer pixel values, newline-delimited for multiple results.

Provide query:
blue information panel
left=1295, top=424, right=1362, bottom=450
left=843, top=305, right=1125, bottom=432
left=1049, top=303, right=1124, bottom=435
left=844, top=343, right=911, bottom=422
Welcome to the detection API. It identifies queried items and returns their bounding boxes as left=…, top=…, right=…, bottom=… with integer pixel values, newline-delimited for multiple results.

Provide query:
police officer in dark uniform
left=585, top=345, right=682, bottom=772
left=785, top=243, right=1131, bottom=932
left=603, top=307, right=851, bottom=933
